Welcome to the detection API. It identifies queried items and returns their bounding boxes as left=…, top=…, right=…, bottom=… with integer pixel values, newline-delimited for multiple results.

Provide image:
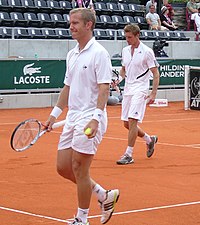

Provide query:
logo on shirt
left=83, top=65, right=87, bottom=69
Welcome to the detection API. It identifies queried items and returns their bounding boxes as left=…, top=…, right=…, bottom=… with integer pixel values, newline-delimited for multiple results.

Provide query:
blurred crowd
left=70, top=0, right=200, bottom=33
left=145, top=0, right=200, bottom=32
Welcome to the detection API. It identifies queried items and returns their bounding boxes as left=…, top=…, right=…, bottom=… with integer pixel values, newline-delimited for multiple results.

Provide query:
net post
left=184, top=65, right=190, bottom=110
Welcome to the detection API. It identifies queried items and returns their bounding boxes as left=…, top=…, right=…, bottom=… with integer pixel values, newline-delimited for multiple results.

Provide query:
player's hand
left=145, top=92, right=156, bottom=105
left=84, top=119, right=99, bottom=139
left=43, top=116, right=56, bottom=132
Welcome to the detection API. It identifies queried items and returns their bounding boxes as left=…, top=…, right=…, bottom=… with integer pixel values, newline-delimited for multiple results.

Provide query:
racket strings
left=12, top=121, right=40, bottom=151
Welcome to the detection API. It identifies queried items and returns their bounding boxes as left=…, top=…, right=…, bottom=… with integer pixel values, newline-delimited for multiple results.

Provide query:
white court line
left=1, top=201, right=200, bottom=223
left=49, top=132, right=200, bottom=149
left=0, top=116, right=200, bottom=126
left=0, top=206, right=67, bottom=223
left=107, top=117, right=200, bottom=123
left=103, top=136, right=200, bottom=149
left=1, top=125, right=200, bottom=150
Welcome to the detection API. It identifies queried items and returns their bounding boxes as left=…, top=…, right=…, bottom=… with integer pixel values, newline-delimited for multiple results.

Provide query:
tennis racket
left=10, top=118, right=66, bottom=152
left=111, top=68, right=124, bottom=93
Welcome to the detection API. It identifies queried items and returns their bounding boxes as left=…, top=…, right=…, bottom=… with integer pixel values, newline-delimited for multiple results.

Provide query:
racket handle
left=52, top=120, right=66, bottom=129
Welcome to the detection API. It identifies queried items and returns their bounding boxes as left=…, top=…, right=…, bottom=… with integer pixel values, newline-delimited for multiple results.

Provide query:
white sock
left=92, top=183, right=106, bottom=202
left=125, top=146, right=133, bottom=157
left=76, top=208, right=89, bottom=224
left=143, top=133, right=151, bottom=144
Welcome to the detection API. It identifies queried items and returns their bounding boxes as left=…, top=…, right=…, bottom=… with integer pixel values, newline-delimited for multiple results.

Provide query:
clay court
left=0, top=101, right=200, bottom=225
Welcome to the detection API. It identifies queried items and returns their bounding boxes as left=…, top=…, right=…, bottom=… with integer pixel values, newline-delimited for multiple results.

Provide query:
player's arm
left=85, top=83, right=110, bottom=138
left=96, top=83, right=110, bottom=111
left=148, top=67, right=160, bottom=104
left=45, top=85, right=69, bottom=130
left=120, top=66, right=126, bottom=80
left=55, top=85, right=69, bottom=110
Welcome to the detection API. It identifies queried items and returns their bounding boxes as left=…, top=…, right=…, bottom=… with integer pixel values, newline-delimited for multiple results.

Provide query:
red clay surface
left=0, top=102, right=200, bottom=225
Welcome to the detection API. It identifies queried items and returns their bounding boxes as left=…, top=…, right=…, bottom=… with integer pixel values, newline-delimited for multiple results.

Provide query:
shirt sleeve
left=121, top=48, right=125, bottom=67
left=94, top=49, right=112, bottom=84
left=146, top=49, right=159, bottom=69
left=63, top=51, right=72, bottom=86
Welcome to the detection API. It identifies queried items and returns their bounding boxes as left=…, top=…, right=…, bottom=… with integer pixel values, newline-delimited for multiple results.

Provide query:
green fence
left=1, top=59, right=200, bottom=90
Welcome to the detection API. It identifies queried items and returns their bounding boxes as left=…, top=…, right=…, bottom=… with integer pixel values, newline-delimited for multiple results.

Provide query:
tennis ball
left=84, top=128, right=92, bottom=136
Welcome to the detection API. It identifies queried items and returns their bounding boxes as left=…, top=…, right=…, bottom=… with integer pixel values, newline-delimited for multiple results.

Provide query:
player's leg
left=117, top=95, right=134, bottom=164
left=71, top=151, right=93, bottom=225
left=116, top=118, right=138, bottom=165
left=128, top=118, right=138, bottom=148
left=56, top=148, right=93, bottom=224
left=92, top=178, right=120, bottom=224
left=117, top=93, right=148, bottom=164
left=57, top=119, right=76, bottom=182
left=71, top=153, right=120, bottom=224
left=57, top=148, right=76, bottom=182
left=72, top=116, right=119, bottom=224
left=72, top=151, right=93, bottom=209
left=120, top=106, right=158, bottom=159
left=137, top=126, right=158, bottom=158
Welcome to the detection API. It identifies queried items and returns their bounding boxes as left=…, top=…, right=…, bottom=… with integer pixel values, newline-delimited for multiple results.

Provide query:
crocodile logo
left=23, top=63, right=41, bottom=76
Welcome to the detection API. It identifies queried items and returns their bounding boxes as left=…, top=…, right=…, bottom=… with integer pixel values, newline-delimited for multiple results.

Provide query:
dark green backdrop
left=1, top=59, right=200, bottom=90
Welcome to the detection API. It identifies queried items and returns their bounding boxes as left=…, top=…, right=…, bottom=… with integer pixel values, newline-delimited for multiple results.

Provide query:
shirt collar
left=129, top=42, right=142, bottom=54
left=74, top=37, right=95, bottom=54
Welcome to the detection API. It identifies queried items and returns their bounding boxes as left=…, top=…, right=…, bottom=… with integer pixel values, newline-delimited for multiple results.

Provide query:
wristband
left=92, top=108, right=103, bottom=123
left=50, top=106, right=62, bottom=119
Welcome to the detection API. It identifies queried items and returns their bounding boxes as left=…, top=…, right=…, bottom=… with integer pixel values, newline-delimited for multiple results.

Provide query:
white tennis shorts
left=58, top=113, right=107, bottom=155
left=121, top=92, right=147, bottom=123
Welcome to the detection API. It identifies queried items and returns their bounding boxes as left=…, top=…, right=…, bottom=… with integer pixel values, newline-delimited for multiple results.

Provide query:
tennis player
left=116, top=24, right=160, bottom=165
left=45, top=8, right=119, bottom=225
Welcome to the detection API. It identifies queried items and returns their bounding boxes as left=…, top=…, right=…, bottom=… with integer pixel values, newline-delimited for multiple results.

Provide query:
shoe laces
left=121, top=154, right=130, bottom=159
left=71, top=217, right=81, bottom=224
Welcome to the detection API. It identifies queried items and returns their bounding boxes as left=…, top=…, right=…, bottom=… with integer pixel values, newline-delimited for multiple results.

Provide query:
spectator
left=162, top=0, right=174, bottom=20
left=146, top=0, right=157, bottom=13
left=191, top=6, right=200, bottom=32
left=160, top=6, right=178, bottom=30
left=187, top=0, right=198, bottom=14
left=186, top=0, right=198, bottom=30
left=75, top=0, right=95, bottom=11
left=146, top=4, right=167, bottom=30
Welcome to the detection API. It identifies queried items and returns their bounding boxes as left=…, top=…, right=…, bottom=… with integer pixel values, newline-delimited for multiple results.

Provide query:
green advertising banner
left=0, top=59, right=200, bottom=90
left=112, top=59, right=200, bottom=87
left=0, top=60, right=66, bottom=90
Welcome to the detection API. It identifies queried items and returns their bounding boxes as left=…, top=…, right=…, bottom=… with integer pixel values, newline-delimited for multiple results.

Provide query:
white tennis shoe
left=69, top=218, right=89, bottom=225
left=146, top=135, right=158, bottom=158
left=99, top=189, right=120, bottom=224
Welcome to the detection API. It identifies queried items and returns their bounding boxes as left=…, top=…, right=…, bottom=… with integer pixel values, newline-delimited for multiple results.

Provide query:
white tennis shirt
left=64, top=37, right=112, bottom=119
left=122, top=41, right=158, bottom=95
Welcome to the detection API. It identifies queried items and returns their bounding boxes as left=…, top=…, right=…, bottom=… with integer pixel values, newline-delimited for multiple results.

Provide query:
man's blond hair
left=70, top=8, right=96, bottom=30
left=124, top=24, right=140, bottom=35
